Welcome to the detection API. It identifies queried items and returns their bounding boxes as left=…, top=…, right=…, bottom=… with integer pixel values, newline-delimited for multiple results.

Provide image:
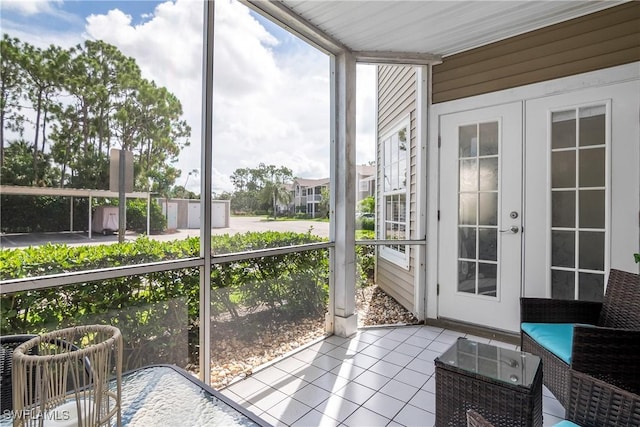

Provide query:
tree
left=1, top=139, right=56, bottom=186
left=358, top=196, right=375, bottom=213
left=0, top=34, right=26, bottom=168
left=230, top=164, right=293, bottom=216
left=1, top=35, right=191, bottom=194
left=318, top=187, right=330, bottom=218
left=171, top=185, right=198, bottom=199
left=19, top=42, right=67, bottom=184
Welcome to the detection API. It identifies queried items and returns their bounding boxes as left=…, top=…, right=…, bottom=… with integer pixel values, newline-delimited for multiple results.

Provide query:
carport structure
left=0, top=185, right=150, bottom=238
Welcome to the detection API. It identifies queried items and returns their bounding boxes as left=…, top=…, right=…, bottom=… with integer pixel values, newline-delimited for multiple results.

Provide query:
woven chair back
left=598, top=269, right=640, bottom=329
left=12, top=325, right=122, bottom=427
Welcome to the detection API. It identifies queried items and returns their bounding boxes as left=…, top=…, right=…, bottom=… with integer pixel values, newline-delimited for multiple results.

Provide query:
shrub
left=0, top=232, right=334, bottom=370
left=358, top=217, right=375, bottom=231
left=126, top=199, right=166, bottom=233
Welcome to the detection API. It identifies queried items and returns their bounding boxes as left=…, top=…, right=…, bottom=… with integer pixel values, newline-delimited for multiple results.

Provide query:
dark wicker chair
left=520, top=268, right=640, bottom=407
left=466, top=371, right=640, bottom=427
left=0, top=334, right=38, bottom=413
left=566, top=369, right=640, bottom=427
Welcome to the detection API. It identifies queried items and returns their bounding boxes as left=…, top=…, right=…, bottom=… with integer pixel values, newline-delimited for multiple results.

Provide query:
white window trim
left=379, top=116, right=411, bottom=269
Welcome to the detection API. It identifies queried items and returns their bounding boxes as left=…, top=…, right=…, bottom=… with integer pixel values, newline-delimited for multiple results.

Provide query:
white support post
left=146, top=192, right=151, bottom=236
left=328, top=51, right=357, bottom=337
left=199, top=0, right=215, bottom=385
left=88, top=195, right=92, bottom=239
left=414, top=66, right=428, bottom=321
left=70, top=196, right=74, bottom=232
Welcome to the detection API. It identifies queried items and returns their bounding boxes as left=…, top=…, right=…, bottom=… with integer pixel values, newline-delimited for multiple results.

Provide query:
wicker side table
left=435, top=338, right=543, bottom=427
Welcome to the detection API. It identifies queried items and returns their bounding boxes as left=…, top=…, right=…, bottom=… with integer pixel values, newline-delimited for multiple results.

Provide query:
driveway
left=0, top=217, right=329, bottom=249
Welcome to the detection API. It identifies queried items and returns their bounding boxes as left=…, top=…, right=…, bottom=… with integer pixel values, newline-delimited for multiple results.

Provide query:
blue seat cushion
left=521, top=322, right=575, bottom=364
left=553, top=421, right=580, bottom=427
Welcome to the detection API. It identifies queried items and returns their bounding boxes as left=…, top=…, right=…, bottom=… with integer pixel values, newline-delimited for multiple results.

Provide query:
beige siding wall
left=376, top=65, right=417, bottom=312
left=433, top=2, right=640, bottom=103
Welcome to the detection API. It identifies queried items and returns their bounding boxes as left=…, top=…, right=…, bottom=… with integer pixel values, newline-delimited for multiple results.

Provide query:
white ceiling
left=274, top=1, right=627, bottom=57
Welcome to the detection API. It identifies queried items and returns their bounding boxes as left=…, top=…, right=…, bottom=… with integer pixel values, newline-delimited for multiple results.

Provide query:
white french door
left=438, top=102, right=523, bottom=332
left=524, top=81, right=640, bottom=297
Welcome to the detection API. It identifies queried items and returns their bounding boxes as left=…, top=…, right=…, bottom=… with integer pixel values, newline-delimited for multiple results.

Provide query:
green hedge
left=0, top=232, right=336, bottom=370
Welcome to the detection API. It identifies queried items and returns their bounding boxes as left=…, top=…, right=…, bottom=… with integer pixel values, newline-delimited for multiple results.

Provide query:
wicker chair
left=520, top=268, right=640, bottom=407
left=566, top=370, right=640, bottom=427
left=0, top=335, right=38, bottom=413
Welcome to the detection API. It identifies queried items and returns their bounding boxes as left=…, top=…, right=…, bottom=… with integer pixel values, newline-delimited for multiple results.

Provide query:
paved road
left=0, top=216, right=329, bottom=249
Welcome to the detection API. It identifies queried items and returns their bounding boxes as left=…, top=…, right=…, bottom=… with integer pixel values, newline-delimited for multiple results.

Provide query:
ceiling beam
left=354, top=51, right=443, bottom=66
left=241, top=0, right=349, bottom=55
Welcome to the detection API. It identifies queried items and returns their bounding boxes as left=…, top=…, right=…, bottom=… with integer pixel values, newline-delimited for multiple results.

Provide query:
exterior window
left=380, top=119, right=409, bottom=267
left=550, top=105, right=607, bottom=302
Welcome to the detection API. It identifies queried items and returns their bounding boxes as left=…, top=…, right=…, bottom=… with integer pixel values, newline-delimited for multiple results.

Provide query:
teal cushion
left=553, top=421, right=580, bottom=427
left=521, top=322, right=575, bottom=364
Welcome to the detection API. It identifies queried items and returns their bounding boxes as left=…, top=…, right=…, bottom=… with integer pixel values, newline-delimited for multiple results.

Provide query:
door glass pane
left=459, top=227, right=476, bottom=259
left=478, top=263, right=497, bottom=296
left=579, top=148, right=605, bottom=187
left=458, top=261, right=476, bottom=293
left=550, top=105, right=607, bottom=302
left=459, top=194, right=477, bottom=225
left=552, top=111, right=576, bottom=149
left=457, top=120, right=500, bottom=299
left=478, top=193, right=497, bottom=226
left=460, top=159, right=478, bottom=191
left=551, top=270, right=575, bottom=300
left=552, top=231, right=575, bottom=268
left=579, top=273, right=604, bottom=302
left=479, top=122, right=499, bottom=156
left=459, top=125, right=477, bottom=157
left=552, top=151, right=575, bottom=188
left=579, top=231, right=604, bottom=270
left=478, top=228, right=497, bottom=261
left=479, top=158, right=498, bottom=191
left=552, top=191, right=575, bottom=228
left=579, top=190, right=605, bottom=228
left=579, top=106, right=605, bottom=147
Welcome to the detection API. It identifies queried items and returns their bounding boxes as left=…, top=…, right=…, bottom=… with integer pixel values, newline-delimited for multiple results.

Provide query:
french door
left=438, top=102, right=523, bottom=332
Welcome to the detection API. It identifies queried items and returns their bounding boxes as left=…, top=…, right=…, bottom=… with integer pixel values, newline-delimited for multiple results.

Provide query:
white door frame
left=426, top=63, right=640, bottom=322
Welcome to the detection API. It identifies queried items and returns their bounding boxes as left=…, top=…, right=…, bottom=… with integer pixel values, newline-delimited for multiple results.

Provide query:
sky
left=0, top=0, right=376, bottom=194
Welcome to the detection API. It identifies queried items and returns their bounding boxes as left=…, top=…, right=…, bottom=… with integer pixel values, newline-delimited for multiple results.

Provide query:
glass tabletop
left=436, top=339, right=541, bottom=388
left=1, top=365, right=269, bottom=427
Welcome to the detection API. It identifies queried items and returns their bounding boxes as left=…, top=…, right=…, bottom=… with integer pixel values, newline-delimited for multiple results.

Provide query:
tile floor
left=221, top=325, right=565, bottom=427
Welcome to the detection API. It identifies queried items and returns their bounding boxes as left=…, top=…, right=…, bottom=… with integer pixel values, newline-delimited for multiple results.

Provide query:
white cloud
left=1, top=0, right=60, bottom=15
left=4, top=0, right=376, bottom=194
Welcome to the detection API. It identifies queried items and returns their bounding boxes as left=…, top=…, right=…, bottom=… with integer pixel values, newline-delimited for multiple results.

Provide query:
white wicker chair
left=12, top=325, right=122, bottom=427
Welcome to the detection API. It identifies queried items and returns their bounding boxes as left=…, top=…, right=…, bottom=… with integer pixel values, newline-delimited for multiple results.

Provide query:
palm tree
left=261, top=180, right=292, bottom=219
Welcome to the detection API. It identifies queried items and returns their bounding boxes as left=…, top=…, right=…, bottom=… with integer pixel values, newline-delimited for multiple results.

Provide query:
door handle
left=500, top=226, right=519, bottom=234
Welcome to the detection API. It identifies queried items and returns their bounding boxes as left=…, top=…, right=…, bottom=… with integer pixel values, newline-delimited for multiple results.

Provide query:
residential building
left=291, top=177, right=329, bottom=218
